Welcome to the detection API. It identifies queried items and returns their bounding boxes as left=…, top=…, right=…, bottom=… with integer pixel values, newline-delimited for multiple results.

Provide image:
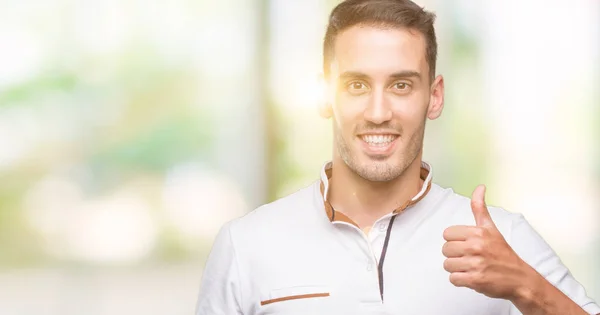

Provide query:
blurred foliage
left=0, top=45, right=215, bottom=265
left=427, top=9, right=491, bottom=199
left=0, top=174, right=48, bottom=266
left=0, top=72, right=78, bottom=107
left=0, top=0, right=597, bottom=272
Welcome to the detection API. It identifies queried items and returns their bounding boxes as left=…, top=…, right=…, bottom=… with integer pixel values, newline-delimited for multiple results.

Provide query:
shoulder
left=430, top=183, right=553, bottom=254
left=223, top=181, right=323, bottom=241
left=429, top=183, right=521, bottom=239
left=240, top=181, right=319, bottom=224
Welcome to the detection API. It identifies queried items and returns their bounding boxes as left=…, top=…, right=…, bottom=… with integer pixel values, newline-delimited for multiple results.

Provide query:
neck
left=328, top=153, right=424, bottom=229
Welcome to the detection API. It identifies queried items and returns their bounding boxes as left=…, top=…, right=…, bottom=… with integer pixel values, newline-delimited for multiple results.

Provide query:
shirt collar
left=319, top=161, right=433, bottom=226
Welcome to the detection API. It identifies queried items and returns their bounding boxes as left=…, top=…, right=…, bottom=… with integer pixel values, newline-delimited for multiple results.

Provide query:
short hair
left=323, top=0, right=437, bottom=81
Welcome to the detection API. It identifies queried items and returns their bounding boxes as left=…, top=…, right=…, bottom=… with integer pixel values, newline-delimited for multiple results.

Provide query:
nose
left=363, top=90, right=392, bottom=124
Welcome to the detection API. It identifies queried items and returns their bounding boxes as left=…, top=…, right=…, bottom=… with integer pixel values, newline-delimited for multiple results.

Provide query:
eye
left=348, top=81, right=366, bottom=90
left=393, top=82, right=408, bottom=90
left=390, top=81, right=412, bottom=94
left=345, top=81, right=369, bottom=95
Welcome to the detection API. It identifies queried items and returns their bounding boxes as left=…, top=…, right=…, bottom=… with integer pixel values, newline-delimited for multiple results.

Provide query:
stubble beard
left=335, top=121, right=425, bottom=182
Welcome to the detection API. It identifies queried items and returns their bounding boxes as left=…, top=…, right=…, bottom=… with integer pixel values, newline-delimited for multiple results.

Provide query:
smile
left=360, top=134, right=398, bottom=146
left=358, top=134, right=399, bottom=156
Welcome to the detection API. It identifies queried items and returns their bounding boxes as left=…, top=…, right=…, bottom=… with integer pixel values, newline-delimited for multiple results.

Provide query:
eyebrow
left=338, top=70, right=422, bottom=82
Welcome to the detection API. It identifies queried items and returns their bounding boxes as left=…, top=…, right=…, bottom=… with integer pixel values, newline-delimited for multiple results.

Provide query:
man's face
left=325, top=25, right=443, bottom=182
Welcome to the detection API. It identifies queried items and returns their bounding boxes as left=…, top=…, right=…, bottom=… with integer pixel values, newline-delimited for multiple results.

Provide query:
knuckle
left=449, top=273, right=460, bottom=286
left=472, top=271, right=486, bottom=286
left=441, top=242, right=449, bottom=255
left=450, top=273, right=473, bottom=288
left=472, top=256, right=486, bottom=270
left=442, top=242, right=457, bottom=257
left=471, top=199, right=483, bottom=207
left=473, top=227, right=485, bottom=238
left=470, top=241, right=484, bottom=254
left=442, top=228, right=451, bottom=240
left=443, top=259, right=451, bottom=271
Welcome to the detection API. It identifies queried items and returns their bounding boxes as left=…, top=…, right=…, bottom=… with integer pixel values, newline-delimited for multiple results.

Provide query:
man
left=196, top=0, right=599, bottom=314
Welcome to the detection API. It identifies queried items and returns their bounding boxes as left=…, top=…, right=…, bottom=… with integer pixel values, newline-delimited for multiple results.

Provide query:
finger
left=471, top=184, right=495, bottom=227
left=443, top=225, right=480, bottom=241
left=443, top=257, right=471, bottom=273
left=449, top=272, right=471, bottom=288
left=442, top=241, right=470, bottom=258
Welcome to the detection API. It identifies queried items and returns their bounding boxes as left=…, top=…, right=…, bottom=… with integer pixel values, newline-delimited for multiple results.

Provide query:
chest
left=243, top=227, right=511, bottom=315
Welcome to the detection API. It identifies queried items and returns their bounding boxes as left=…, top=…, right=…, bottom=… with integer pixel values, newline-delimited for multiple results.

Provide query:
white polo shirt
left=196, top=161, right=600, bottom=315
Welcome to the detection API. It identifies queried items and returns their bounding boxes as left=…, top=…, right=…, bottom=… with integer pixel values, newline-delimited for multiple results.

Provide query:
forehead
left=331, top=25, right=428, bottom=77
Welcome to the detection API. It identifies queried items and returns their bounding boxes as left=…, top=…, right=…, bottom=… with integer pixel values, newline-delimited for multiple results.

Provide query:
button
left=378, top=223, right=387, bottom=232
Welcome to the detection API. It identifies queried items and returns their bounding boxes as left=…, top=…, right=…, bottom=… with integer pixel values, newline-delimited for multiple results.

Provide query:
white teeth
left=362, top=135, right=396, bottom=145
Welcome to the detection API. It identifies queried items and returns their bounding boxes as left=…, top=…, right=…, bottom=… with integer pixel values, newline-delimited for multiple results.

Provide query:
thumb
left=471, top=184, right=494, bottom=227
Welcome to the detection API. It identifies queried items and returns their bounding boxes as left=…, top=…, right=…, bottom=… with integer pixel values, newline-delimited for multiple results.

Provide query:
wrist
left=511, top=265, right=543, bottom=308
left=509, top=266, right=589, bottom=315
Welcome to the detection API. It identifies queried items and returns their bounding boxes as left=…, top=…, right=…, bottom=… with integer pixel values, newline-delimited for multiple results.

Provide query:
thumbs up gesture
left=442, top=185, right=532, bottom=300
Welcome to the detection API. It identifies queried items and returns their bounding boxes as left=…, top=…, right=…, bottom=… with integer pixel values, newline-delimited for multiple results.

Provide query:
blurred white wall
left=482, top=0, right=600, bottom=299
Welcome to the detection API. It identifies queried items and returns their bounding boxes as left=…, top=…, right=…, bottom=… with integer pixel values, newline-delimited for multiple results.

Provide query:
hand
left=442, top=185, right=532, bottom=300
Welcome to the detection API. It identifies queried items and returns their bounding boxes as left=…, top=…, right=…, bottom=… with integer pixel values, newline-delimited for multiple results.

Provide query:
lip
left=356, top=131, right=400, bottom=136
left=358, top=134, right=399, bottom=156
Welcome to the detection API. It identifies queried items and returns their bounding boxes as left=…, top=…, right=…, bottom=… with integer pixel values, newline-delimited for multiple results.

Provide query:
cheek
left=334, top=92, right=367, bottom=111
left=388, top=94, right=429, bottom=120
left=333, top=91, right=429, bottom=128
left=332, top=95, right=366, bottom=128
left=385, top=102, right=428, bottom=140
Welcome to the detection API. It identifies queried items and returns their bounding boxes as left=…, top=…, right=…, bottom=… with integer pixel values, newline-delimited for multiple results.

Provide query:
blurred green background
left=0, top=0, right=598, bottom=314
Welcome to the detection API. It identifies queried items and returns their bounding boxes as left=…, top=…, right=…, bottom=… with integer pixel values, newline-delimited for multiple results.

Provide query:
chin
left=352, top=158, right=408, bottom=182
left=337, top=137, right=416, bottom=182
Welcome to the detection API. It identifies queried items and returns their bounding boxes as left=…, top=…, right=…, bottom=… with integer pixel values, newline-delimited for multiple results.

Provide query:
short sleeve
left=195, top=222, right=244, bottom=315
left=507, top=214, right=600, bottom=315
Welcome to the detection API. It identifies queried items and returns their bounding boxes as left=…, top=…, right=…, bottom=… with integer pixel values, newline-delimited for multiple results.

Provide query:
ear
left=427, top=74, right=444, bottom=120
left=318, top=72, right=333, bottom=119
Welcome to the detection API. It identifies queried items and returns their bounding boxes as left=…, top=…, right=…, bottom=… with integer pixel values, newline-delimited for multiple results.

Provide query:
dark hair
left=323, top=0, right=437, bottom=81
